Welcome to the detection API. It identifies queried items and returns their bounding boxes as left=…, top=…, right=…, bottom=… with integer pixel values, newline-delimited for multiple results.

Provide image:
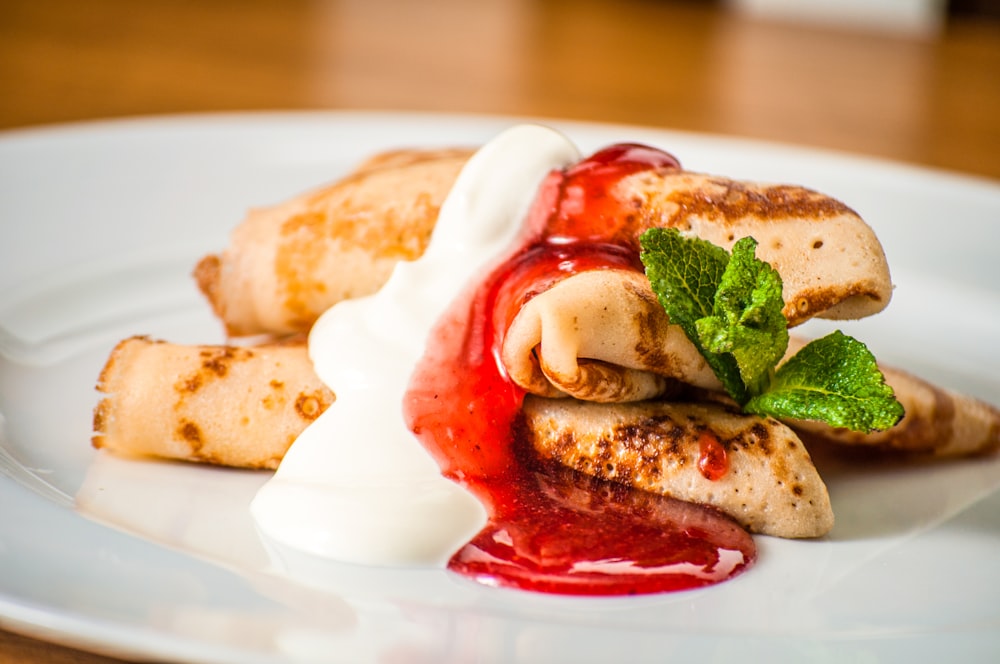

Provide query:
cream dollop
left=250, top=125, right=581, bottom=566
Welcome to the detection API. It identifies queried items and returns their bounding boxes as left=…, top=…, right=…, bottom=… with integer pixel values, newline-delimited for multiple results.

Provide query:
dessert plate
left=1, top=112, right=999, bottom=663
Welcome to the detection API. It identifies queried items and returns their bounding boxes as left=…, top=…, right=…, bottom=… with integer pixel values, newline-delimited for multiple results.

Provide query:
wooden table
left=1, top=1, right=998, bottom=662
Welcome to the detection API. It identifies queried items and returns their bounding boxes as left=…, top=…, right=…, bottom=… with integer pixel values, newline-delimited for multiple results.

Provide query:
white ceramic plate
left=1, top=112, right=999, bottom=664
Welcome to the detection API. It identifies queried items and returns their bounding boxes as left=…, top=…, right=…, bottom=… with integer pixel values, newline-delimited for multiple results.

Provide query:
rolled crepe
left=501, top=268, right=719, bottom=402
left=196, top=148, right=891, bottom=339
left=625, top=170, right=893, bottom=325
left=499, top=169, right=893, bottom=402
left=520, top=395, right=834, bottom=538
left=791, top=364, right=1000, bottom=458
left=92, top=336, right=334, bottom=469
left=194, top=148, right=473, bottom=336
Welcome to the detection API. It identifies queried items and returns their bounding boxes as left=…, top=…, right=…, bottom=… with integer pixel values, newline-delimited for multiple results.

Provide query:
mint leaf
left=744, top=331, right=904, bottom=433
left=640, top=228, right=904, bottom=434
left=695, top=236, right=788, bottom=396
left=639, top=228, right=746, bottom=402
left=639, top=228, right=727, bottom=324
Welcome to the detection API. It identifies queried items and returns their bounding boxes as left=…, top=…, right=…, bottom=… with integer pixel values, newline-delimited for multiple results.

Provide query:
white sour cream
left=250, top=125, right=581, bottom=566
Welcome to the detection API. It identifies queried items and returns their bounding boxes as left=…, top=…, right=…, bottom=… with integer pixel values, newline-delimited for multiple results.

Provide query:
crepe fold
left=500, top=170, right=893, bottom=403
left=194, top=148, right=473, bottom=337
left=520, top=395, right=834, bottom=538
left=626, top=170, right=893, bottom=325
left=92, top=336, right=334, bottom=469
left=501, top=269, right=719, bottom=402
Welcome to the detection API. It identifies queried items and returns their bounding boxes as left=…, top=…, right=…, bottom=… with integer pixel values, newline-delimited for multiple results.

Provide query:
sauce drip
left=698, top=431, right=730, bottom=482
left=404, top=143, right=755, bottom=596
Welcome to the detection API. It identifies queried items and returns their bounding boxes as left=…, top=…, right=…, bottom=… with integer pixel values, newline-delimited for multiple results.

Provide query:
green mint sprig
left=639, top=228, right=904, bottom=433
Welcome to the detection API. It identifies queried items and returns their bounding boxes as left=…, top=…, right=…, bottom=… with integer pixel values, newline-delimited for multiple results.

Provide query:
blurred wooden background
left=2, top=0, right=999, bottom=178
left=1, top=0, right=999, bottom=662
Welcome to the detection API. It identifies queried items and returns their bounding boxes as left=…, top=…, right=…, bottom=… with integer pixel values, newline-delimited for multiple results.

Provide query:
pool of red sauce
left=404, top=143, right=756, bottom=596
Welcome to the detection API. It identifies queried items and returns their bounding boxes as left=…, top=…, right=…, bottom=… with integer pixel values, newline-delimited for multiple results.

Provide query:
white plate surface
left=1, top=112, right=999, bottom=663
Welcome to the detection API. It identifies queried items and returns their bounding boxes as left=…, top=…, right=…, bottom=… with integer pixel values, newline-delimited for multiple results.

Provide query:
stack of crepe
left=92, top=144, right=1000, bottom=540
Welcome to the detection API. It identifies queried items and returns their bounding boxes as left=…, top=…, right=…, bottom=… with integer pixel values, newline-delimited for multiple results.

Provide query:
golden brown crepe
left=195, top=150, right=892, bottom=339
left=520, top=395, right=834, bottom=538
left=194, top=148, right=473, bottom=337
left=501, top=268, right=719, bottom=402
left=92, top=336, right=334, bottom=469
left=626, top=170, right=893, bottom=325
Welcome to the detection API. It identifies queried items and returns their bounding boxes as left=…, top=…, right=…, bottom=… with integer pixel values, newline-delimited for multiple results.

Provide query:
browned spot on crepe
left=662, top=179, right=856, bottom=226
left=177, top=419, right=204, bottom=452
left=787, top=283, right=886, bottom=322
left=174, top=346, right=254, bottom=399
left=295, top=391, right=329, bottom=420
left=522, top=396, right=833, bottom=537
left=623, top=275, right=675, bottom=369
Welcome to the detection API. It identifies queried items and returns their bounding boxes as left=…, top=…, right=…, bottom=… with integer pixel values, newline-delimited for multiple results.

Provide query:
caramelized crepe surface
left=93, top=336, right=334, bottom=469
left=195, top=148, right=473, bottom=336
left=626, top=170, right=893, bottom=325
left=521, top=395, right=834, bottom=538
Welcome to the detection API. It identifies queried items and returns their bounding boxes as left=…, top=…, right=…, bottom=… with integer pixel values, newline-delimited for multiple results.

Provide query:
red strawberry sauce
left=404, top=143, right=755, bottom=595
